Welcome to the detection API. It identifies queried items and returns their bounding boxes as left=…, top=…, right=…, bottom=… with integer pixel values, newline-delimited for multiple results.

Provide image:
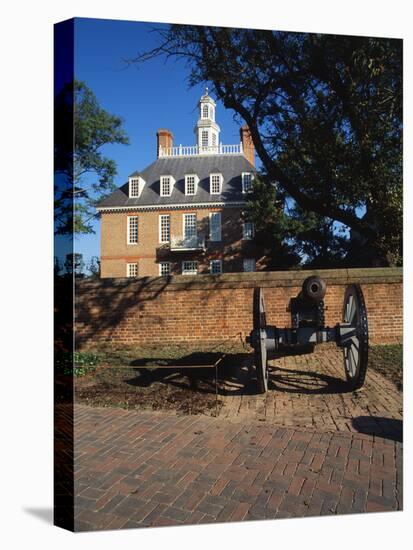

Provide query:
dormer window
left=185, top=174, right=198, bottom=196
left=242, top=172, right=253, bottom=193
left=202, top=105, right=209, bottom=118
left=160, top=175, right=175, bottom=197
left=129, top=176, right=144, bottom=198
left=210, top=173, right=222, bottom=195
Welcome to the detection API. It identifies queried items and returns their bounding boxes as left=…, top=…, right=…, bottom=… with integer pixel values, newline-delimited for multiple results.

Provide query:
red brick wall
left=75, top=267, right=402, bottom=349
left=240, top=125, right=255, bottom=166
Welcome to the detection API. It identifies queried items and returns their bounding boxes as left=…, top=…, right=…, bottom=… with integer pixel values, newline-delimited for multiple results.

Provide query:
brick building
left=97, top=89, right=258, bottom=278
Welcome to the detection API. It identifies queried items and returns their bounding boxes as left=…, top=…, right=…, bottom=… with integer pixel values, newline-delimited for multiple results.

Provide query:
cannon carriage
left=97, top=274, right=370, bottom=405
left=246, top=276, right=369, bottom=393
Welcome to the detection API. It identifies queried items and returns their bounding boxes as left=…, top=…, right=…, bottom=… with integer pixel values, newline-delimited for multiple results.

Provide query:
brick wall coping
left=75, top=267, right=402, bottom=295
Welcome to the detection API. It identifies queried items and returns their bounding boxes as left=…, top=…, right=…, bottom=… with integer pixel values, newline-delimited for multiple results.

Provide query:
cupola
left=194, top=87, right=221, bottom=153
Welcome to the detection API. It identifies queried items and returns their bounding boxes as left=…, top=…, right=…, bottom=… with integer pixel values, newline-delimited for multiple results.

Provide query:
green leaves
left=245, top=176, right=348, bottom=268
left=55, top=350, right=101, bottom=377
left=55, top=79, right=129, bottom=235
left=244, top=177, right=301, bottom=269
left=135, top=27, right=402, bottom=266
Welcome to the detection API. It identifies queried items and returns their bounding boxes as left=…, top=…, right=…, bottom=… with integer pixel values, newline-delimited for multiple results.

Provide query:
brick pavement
left=220, top=346, right=402, bottom=432
left=72, top=348, right=402, bottom=531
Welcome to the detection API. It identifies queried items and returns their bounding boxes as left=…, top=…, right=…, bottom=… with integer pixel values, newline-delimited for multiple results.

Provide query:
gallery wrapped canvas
left=54, top=17, right=403, bottom=532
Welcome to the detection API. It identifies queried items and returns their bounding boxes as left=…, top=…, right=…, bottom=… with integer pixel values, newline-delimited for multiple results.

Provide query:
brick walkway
left=73, top=348, right=402, bottom=531
left=74, top=408, right=402, bottom=531
left=220, top=347, right=403, bottom=432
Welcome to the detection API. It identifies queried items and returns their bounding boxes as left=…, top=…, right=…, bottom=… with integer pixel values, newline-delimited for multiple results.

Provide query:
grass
left=81, top=341, right=248, bottom=367
left=368, top=344, right=403, bottom=391
left=55, top=350, right=102, bottom=377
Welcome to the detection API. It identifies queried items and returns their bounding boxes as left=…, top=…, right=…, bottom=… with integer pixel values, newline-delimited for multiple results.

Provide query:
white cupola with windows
left=194, top=87, right=221, bottom=153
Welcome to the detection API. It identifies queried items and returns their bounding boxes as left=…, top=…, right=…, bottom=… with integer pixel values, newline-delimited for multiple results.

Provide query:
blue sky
left=67, top=17, right=248, bottom=265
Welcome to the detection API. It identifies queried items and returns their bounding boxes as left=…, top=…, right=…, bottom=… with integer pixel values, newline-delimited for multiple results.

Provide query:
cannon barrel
left=301, top=276, right=327, bottom=303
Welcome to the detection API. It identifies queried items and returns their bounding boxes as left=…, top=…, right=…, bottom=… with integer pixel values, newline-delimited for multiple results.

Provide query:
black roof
left=97, top=154, right=256, bottom=209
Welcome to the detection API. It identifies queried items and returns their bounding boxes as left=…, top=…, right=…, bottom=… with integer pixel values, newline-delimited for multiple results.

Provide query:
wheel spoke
left=349, top=342, right=359, bottom=376
left=347, top=345, right=354, bottom=377
left=255, top=326, right=268, bottom=393
left=260, top=294, right=266, bottom=327
left=344, top=347, right=350, bottom=375
left=345, top=296, right=351, bottom=322
left=262, top=341, right=267, bottom=379
left=351, top=336, right=359, bottom=354
left=349, top=295, right=357, bottom=324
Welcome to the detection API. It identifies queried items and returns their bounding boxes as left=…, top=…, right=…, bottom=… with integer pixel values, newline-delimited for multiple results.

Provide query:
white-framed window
left=212, top=133, right=217, bottom=146
left=209, top=212, right=222, bottom=241
left=159, top=214, right=170, bottom=243
left=202, top=105, right=209, bottom=118
left=210, top=259, right=222, bottom=274
left=159, top=262, right=171, bottom=276
left=160, top=175, right=174, bottom=197
left=201, top=130, right=209, bottom=147
left=129, top=177, right=141, bottom=198
left=182, top=261, right=198, bottom=275
left=243, top=258, right=256, bottom=272
left=242, top=172, right=253, bottom=193
left=127, top=263, right=138, bottom=277
left=183, top=213, right=197, bottom=238
left=210, top=173, right=222, bottom=195
left=243, top=221, right=255, bottom=240
left=185, top=174, right=198, bottom=196
left=127, top=216, right=138, bottom=245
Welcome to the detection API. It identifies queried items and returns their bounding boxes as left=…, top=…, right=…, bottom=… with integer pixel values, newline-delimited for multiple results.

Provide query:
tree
left=130, top=27, right=402, bottom=266
left=54, top=256, right=63, bottom=278
left=64, top=253, right=85, bottom=277
left=245, top=176, right=348, bottom=268
left=243, top=177, right=301, bottom=269
left=55, top=80, right=129, bottom=234
left=87, top=256, right=101, bottom=278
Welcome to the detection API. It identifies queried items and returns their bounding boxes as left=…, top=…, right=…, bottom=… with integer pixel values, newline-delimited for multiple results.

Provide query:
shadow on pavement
left=352, top=416, right=402, bottom=442
left=268, top=366, right=353, bottom=395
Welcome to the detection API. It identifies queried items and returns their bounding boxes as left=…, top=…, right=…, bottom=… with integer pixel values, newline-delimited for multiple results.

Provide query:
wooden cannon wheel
left=250, top=281, right=369, bottom=394
left=253, top=287, right=269, bottom=394
left=342, top=284, right=369, bottom=390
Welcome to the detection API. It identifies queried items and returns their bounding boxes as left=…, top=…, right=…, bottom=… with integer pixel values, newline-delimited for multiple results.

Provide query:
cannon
left=246, top=276, right=369, bottom=393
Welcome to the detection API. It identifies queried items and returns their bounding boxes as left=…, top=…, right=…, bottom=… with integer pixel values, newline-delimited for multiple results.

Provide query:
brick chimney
left=157, top=129, right=174, bottom=157
left=240, top=125, right=255, bottom=166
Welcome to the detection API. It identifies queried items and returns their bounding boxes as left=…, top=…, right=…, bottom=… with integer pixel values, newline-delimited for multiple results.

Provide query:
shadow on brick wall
left=73, top=276, right=172, bottom=348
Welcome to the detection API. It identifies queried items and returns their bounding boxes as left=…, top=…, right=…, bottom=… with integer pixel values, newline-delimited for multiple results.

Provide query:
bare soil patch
left=74, top=343, right=247, bottom=416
